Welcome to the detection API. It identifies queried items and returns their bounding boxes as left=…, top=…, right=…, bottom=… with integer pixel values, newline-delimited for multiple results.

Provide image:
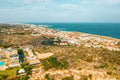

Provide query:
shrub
left=80, top=75, right=88, bottom=80
left=21, top=64, right=25, bottom=68
left=117, top=41, right=120, bottom=46
left=24, top=66, right=30, bottom=75
left=45, top=74, right=51, bottom=80
left=41, top=57, right=68, bottom=71
left=88, top=74, right=92, bottom=79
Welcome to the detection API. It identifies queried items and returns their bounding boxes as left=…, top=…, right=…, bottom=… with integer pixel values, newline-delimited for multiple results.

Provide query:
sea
left=27, top=23, right=120, bottom=39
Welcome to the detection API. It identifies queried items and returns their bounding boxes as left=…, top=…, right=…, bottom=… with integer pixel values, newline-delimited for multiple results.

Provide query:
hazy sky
left=0, top=0, right=120, bottom=23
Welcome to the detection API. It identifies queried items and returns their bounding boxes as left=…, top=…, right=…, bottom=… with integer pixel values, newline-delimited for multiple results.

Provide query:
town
left=0, top=23, right=120, bottom=80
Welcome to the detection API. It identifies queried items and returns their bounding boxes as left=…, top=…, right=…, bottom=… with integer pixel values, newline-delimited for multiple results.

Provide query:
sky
left=0, top=0, right=120, bottom=23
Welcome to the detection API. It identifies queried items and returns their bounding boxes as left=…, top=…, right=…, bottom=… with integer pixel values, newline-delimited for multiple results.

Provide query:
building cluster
left=0, top=48, right=20, bottom=70
left=2, top=23, right=119, bottom=52
left=0, top=24, right=119, bottom=80
left=24, top=48, right=40, bottom=66
left=29, top=25, right=120, bottom=51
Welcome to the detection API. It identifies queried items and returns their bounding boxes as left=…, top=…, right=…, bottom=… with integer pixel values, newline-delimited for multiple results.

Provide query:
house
left=54, top=37, right=61, bottom=45
left=4, top=48, right=18, bottom=58
left=29, top=59, right=40, bottom=66
left=54, top=37, right=69, bottom=46
left=25, top=48, right=40, bottom=66
left=18, top=69, right=25, bottom=74
left=9, top=53, right=20, bottom=67
left=60, top=40, right=69, bottom=46
left=0, top=48, right=20, bottom=69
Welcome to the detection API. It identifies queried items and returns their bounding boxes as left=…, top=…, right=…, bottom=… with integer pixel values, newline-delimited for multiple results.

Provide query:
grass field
left=0, top=67, right=20, bottom=76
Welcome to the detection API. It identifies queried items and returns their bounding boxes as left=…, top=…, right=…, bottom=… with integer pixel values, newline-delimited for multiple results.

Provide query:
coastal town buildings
left=4, top=48, right=18, bottom=58
left=0, top=48, right=20, bottom=70
left=26, top=24, right=120, bottom=51
left=9, top=54, right=20, bottom=67
left=24, top=48, right=40, bottom=66
left=0, top=24, right=120, bottom=80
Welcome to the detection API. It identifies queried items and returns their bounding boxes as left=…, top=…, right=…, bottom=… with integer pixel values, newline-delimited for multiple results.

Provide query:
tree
left=24, top=66, right=30, bottom=75
left=18, top=49, right=24, bottom=63
left=18, top=49, right=24, bottom=54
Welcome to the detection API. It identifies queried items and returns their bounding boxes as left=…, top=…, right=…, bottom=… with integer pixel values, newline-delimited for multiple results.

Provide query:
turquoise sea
left=27, top=23, right=120, bottom=39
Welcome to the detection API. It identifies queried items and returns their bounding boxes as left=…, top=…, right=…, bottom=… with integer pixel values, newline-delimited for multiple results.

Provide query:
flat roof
left=10, top=54, right=19, bottom=58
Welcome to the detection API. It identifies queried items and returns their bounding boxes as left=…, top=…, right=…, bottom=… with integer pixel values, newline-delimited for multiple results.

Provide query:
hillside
left=0, top=24, right=120, bottom=80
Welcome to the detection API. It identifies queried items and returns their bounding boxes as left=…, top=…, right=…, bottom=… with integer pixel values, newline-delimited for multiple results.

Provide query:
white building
left=9, top=54, right=20, bottom=67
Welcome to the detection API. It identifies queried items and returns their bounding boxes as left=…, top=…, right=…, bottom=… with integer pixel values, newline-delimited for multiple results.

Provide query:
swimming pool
left=0, top=61, right=5, bottom=66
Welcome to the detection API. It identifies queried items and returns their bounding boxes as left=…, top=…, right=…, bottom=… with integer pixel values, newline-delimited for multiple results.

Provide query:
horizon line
left=16, top=21, right=120, bottom=24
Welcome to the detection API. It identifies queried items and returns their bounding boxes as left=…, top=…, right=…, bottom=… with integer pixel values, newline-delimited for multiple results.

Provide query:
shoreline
left=51, top=29, right=120, bottom=40
left=41, top=24, right=120, bottom=40
left=1, top=22, right=120, bottom=40
left=27, top=23, right=120, bottom=40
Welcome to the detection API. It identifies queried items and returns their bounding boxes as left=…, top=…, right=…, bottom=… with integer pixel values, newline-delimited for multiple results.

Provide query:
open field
left=0, top=67, right=20, bottom=78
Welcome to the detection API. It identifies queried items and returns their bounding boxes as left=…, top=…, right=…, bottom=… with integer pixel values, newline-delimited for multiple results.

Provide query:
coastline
left=0, top=23, right=120, bottom=80
left=0, top=23, right=120, bottom=51
left=22, top=23, right=119, bottom=51
left=26, top=23, right=120, bottom=40
left=50, top=29, right=120, bottom=41
left=1, top=22, right=120, bottom=40
left=39, top=24, right=120, bottom=41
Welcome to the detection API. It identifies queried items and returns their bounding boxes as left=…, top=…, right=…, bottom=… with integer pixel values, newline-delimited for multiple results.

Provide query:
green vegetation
left=24, top=66, right=31, bottom=75
left=45, top=74, right=50, bottom=80
left=1, top=43, right=13, bottom=48
left=56, top=37, right=61, bottom=45
left=38, top=45, right=120, bottom=78
left=45, top=74, right=55, bottom=80
left=18, top=49, right=24, bottom=54
left=0, top=67, right=19, bottom=76
left=41, top=57, right=68, bottom=71
left=15, top=32, right=26, bottom=35
left=38, top=45, right=120, bottom=67
left=41, top=38, right=54, bottom=45
left=18, top=49, right=24, bottom=63
left=88, top=74, right=92, bottom=79
left=0, top=67, right=20, bottom=79
left=20, top=63, right=31, bottom=75
left=80, top=74, right=92, bottom=80
left=80, top=75, right=88, bottom=80
left=100, top=50, right=120, bottom=66
left=94, top=62, right=109, bottom=69
left=0, top=75, right=8, bottom=80
left=17, top=75, right=28, bottom=80
left=4, top=75, right=28, bottom=80
left=0, top=24, right=120, bottom=79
